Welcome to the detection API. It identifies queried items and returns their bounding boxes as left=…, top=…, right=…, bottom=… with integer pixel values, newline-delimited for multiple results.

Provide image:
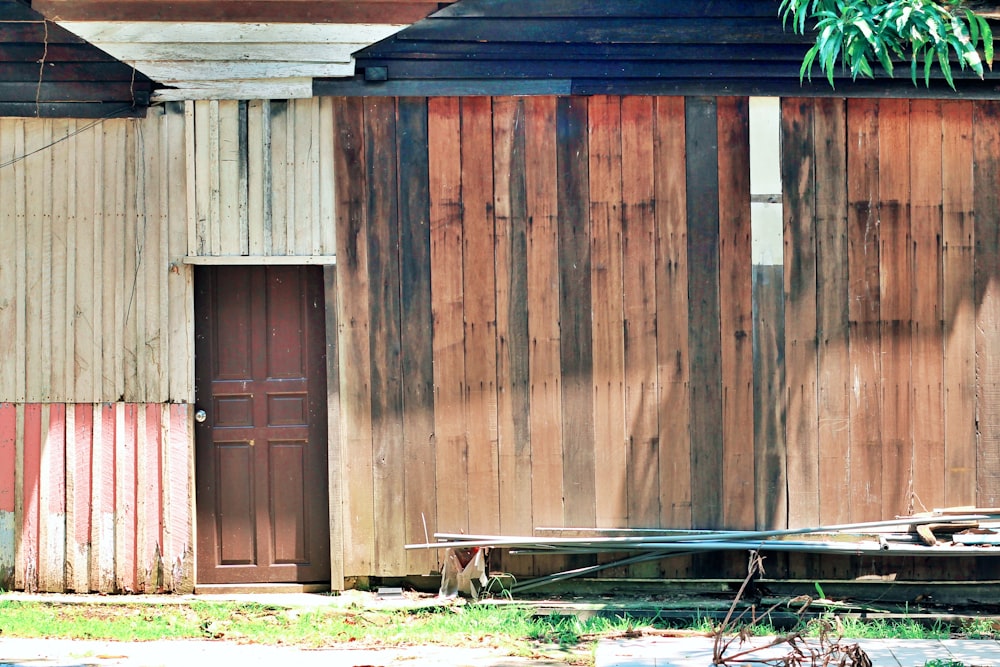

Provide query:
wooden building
left=3, top=0, right=1000, bottom=593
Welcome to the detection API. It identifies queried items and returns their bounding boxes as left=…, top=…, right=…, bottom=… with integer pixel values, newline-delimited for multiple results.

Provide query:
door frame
left=188, top=260, right=343, bottom=591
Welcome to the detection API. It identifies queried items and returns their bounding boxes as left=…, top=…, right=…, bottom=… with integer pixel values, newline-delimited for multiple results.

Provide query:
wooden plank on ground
left=364, top=97, right=404, bottom=576
left=974, top=100, right=1000, bottom=507
left=460, top=96, right=501, bottom=537
left=909, top=100, right=945, bottom=514
left=397, top=97, right=437, bottom=575
left=429, top=97, right=469, bottom=536
left=782, top=98, right=819, bottom=528
left=813, top=98, right=851, bottom=527
left=685, top=97, right=723, bottom=531
left=524, top=96, right=564, bottom=535
left=492, top=96, right=533, bottom=575
left=942, top=101, right=976, bottom=508
left=717, top=96, right=754, bottom=530
left=621, top=96, right=659, bottom=531
left=846, top=99, right=882, bottom=522
left=588, top=95, right=626, bottom=529
left=877, top=98, right=913, bottom=519
left=331, top=96, right=375, bottom=575
left=556, top=97, right=595, bottom=531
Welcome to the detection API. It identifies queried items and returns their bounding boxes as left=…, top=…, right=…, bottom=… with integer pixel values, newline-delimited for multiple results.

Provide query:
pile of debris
left=408, top=508, right=1000, bottom=593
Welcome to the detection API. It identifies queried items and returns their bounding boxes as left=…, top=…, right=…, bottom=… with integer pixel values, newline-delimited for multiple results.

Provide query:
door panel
left=195, top=265, right=329, bottom=584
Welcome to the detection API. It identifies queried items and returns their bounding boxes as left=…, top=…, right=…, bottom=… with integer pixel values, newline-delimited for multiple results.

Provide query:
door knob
left=195, top=409, right=207, bottom=423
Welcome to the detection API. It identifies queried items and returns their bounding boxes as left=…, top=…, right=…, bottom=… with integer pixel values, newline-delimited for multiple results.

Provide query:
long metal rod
left=411, top=514, right=995, bottom=550
left=511, top=550, right=705, bottom=593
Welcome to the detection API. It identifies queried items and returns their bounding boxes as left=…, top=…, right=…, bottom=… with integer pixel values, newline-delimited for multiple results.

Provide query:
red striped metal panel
left=1, top=403, right=192, bottom=593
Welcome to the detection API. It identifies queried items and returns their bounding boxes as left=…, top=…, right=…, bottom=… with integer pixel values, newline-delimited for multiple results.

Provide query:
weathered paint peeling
left=0, top=510, right=13, bottom=588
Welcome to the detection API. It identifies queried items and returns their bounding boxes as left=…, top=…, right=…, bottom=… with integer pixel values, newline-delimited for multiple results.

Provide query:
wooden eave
left=0, top=0, right=153, bottom=117
left=317, top=0, right=1000, bottom=99
left=33, top=0, right=456, bottom=100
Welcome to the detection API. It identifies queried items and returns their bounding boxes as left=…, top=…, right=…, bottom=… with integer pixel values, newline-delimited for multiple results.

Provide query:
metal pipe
left=412, top=514, right=996, bottom=550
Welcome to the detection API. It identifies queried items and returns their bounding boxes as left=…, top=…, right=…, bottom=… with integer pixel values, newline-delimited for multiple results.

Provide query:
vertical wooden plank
left=717, top=97, right=754, bottom=530
left=324, top=267, right=345, bottom=589
left=218, top=100, right=241, bottom=255
left=122, top=122, right=139, bottom=401
left=91, top=403, right=116, bottom=592
left=589, top=95, right=627, bottom=528
left=685, top=97, right=723, bottom=531
left=878, top=99, right=912, bottom=519
left=909, top=100, right=945, bottom=513
left=14, top=121, right=27, bottom=403
left=493, top=97, right=533, bottom=573
left=846, top=99, right=882, bottom=522
left=295, top=99, right=315, bottom=255
left=185, top=101, right=198, bottom=257
left=39, top=123, right=54, bottom=401
left=752, top=262, right=785, bottom=530
left=24, top=122, right=45, bottom=402
left=18, top=404, right=40, bottom=591
left=63, top=121, right=77, bottom=403
left=145, top=111, right=167, bottom=402
left=525, top=96, right=564, bottom=539
left=310, top=99, right=323, bottom=255
left=286, top=100, right=301, bottom=254
left=556, top=97, right=595, bottom=529
left=39, top=404, right=67, bottom=592
left=621, top=96, right=659, bottom=530
left=162, top=403, right=193, bottom=592
left=137, top=404, right=162, bottom=591
left=461, top=97, right=501, bottom=536
left=942, top=101, right=976, bottom=507
left=50, top=120, right=69, bottom=403
left=320, top=97, right=337, bottom=255
left=814, top=98, right=851, bottom=526
left=192, top=101, right=211, bottom=255
left=0, top=124, right=18, bottom=399
left=91, top=122, right=105, bottom=402
left=332, top=97, right=375, bottom=574
left=15, top=403, right=42, bottom=592
left=66, top=404, right=93, bottom=592
left=247, top=100, right=266, bottom=256
left=270, top=100, right=288, bottom=255
left=238, top=101, right=250, bottom=256
left=167, top=104, right=193, bottom=403
left=0, top=404, right=16, bottom=589
left=74, top=121, right=96, bottom=402
left=115, top=403, right=137, bottom=591
left=428, top=97, right=469, bottom=535
left=397, top=98, right=436, bottom=575
left=974, top=100, right=1000, bottom=507
left=364, top=97, right=404, bottom=575
left=655, top=97, right=692, bottom=575
left=782, top=98, right=820, bottom=528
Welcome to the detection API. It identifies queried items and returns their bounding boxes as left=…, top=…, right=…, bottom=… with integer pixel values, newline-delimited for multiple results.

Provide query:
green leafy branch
left=779, top=0, right=994, bottom=88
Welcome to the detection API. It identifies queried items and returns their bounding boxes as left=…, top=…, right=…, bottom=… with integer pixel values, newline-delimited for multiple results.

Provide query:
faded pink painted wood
left=0, top=403, right=193, bottom=593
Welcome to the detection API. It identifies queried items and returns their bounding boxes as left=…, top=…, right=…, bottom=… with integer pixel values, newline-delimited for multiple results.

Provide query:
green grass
left=0, top=598, right=994, bottom=653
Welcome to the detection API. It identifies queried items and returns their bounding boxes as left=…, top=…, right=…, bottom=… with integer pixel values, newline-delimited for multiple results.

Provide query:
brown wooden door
left=195, top=265, right=330, bottom=584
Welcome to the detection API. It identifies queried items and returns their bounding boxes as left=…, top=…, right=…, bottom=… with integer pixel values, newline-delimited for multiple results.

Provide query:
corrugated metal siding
left=0, top=106, right=191, bottom=405
left=0, top=402, right=193, bottom=593
left=188, top=98, right=337, bottom=258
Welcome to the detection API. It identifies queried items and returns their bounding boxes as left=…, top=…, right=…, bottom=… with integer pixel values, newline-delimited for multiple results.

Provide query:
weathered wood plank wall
left=0, top=107, right=190, bottom=405
left=333, top=94, right=997, bottom=580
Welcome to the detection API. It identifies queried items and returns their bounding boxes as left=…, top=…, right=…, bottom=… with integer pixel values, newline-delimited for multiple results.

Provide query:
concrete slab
left=596, top=636, right=1000, bottom=667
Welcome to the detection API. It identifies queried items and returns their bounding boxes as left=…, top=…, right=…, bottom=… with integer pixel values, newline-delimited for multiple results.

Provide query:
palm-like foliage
left=779, top=0, right=994, bottom=88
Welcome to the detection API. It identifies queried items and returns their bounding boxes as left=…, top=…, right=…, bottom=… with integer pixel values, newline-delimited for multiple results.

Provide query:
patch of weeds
left=960, top=616, right=997, bottom=639
left=924, top=660, right=966, bottom=667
